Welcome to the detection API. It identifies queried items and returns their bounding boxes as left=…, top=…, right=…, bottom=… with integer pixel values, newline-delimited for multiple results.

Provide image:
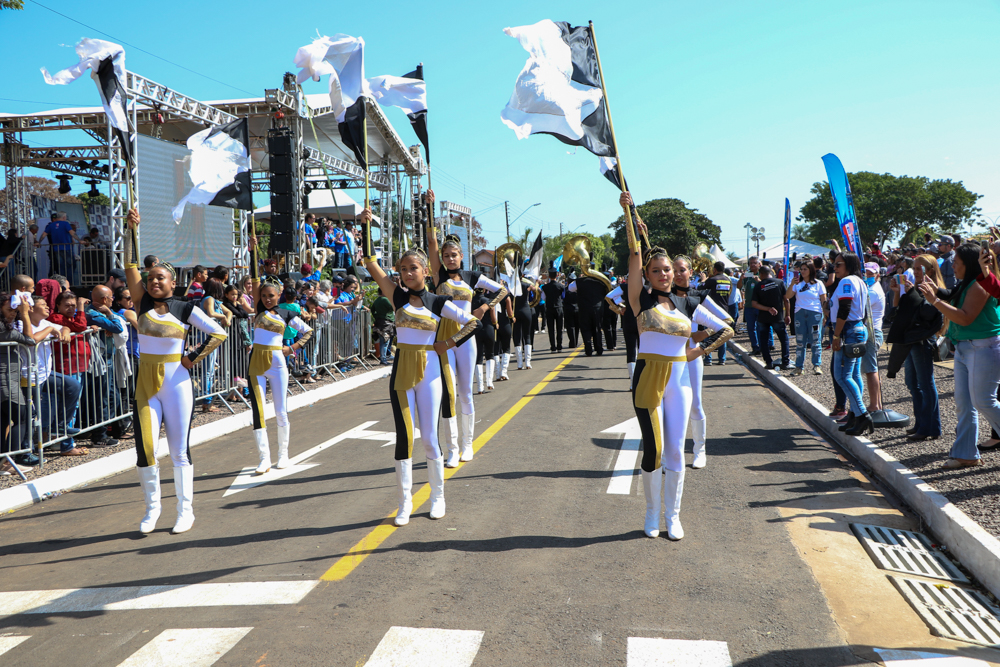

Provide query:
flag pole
left=362, top=106, right=373, bottom=262
left=589, top=20, right=646, bottom=253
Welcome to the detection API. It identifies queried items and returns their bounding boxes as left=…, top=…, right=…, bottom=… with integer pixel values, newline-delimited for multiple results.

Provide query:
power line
left=0, top=97, right=92, bottom=106
left=28, top=0, right=257, bottom=97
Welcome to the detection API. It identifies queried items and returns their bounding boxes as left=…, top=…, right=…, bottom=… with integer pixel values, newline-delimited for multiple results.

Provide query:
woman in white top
left=785, top=263, right=827, bottom=375
left=361, top=209, right=480, bottom=526
left=831, top=252, right=872, bottom=436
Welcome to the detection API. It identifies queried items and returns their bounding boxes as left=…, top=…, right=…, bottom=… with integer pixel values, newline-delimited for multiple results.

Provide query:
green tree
left=77, top=191, right=111, bottom=208
left=1, top=1, right=25, bottom=9
left=609, top=198, right=721, bottom=274
left=726, top=251, right=741, bottom=264
left=0, top=176, right=81, bottom=227
left=799, top=172, right=981, bottom=247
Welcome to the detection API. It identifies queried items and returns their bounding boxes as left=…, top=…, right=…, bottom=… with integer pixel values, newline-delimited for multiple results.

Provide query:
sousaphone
left=563, top=235, right=613, bottom=292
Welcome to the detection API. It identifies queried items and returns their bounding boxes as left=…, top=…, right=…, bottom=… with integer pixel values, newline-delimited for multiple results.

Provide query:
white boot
left=137, top=465, right=161, bottom=534
left=172, top=466, right=195, bottom=534
left=628, top=362, right=635, bottom=380
left=459, top=412, right=475, bottom=462
left=691, top=418, right=707, bottom=469
left=254, top=429, right=271, bottom=474
left=525, top=344, right=533, bottom=369
left=276, top=424, right=290, bottom=469
left=493, top=355, right=501, bottom=381
left=475, top=364, right=484, bottom=394
left=394, top=459, right=413, bottom=526
left=515, top=346, right=524, bottom=370
left=442, top=416, right=460, bottom=468
left=427, top=457, right=446, bottom=519
left=663, top=468, right=685, bottom=540
left=485, top=359, right=495, bottom=390
left=500, top=353, right=510, bottom=380
left=640, top=468, right=661, bottom=538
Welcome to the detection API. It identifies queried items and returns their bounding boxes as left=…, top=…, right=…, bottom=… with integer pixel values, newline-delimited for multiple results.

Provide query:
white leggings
left=687, top=354, right=705, bottom=421
left=634, top=360, right=693, bottom=473
left=392, top=351, right=443, bottom=461
left=250, top=350, right=289, bottom=430
left=445, top=338, right=477, bottom=416
left=135, top=361, right=194, bottom=469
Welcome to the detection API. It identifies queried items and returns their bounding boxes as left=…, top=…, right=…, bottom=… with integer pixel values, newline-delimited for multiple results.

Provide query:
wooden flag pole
left=362, top=111, right=373, bottom=262
left=589, top=21, right=648, bottom=253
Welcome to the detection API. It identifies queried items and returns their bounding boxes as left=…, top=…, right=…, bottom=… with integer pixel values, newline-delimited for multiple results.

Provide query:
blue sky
left=3, top=0, right=998, bottom=253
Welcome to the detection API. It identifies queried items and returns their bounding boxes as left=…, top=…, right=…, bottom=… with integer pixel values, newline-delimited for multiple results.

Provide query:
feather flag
left=369, top=66, right=428, bottom=161
left=822, top=154, right=864, bottom=255
left=523, top=231, right=545, bottom=281
left=42, top=38, right=132, bottom=166
left=171, top=118, right=252, bottom=223
left=500, top=19, right=613, bottom=158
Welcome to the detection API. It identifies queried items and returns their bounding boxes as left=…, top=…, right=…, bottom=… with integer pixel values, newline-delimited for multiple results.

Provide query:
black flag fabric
left=523, top=230, right=545, bottom=281
left=338, top=98, right=368, bottom=169
left=209, top=118, right=253, bottom=210
left=402, top=65, right=429, bottom=163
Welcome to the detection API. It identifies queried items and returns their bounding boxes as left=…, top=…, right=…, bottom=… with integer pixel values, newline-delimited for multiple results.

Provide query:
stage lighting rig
left=56, top=174, right=72, bottom=194
left=85, top=180, right=101, bottom=197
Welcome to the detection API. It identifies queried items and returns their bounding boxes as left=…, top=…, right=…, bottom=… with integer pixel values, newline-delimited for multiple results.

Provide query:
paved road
left=2, top=340, right=998, bottom=666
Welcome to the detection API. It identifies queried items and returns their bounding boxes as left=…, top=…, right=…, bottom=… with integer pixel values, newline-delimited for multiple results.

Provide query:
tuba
left=494, top=242, right=522, bottom=278
left=689, top=242, right=716, bottom=274
left=564, top=235, right=613, bottom=292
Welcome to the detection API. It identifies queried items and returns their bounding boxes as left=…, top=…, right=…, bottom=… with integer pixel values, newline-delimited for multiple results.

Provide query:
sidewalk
left=0, top=365, right=390, bottom=515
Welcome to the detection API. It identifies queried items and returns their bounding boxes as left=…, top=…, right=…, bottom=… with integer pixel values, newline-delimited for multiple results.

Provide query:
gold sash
left=136, top=353, right=183, bottom=401
left=393, top=343, right=434, bottom=392
left=250, top=345, right=282, bottom=378
left=436, top=318, right=461, bottom=342
left=634, top=353, right=685, bottom=410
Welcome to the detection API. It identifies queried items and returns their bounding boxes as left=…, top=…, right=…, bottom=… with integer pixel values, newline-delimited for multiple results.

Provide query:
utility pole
left=559, top=222, right=563, bottom=237
left=505, top=201, right=511, bottom=241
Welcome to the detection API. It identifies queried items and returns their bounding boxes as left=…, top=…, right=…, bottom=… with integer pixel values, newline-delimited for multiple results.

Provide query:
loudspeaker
left=269, top=153, right=292, bottom=176
left=270, top=231, right=295, bottom=253
left=267, top=133, right=293, bottom=156
left=270, top=211, right=294, bottom=234
left=270, top=193, right=294, bottom=215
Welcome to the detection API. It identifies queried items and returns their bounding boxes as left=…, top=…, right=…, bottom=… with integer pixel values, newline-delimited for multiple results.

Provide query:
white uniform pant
left=687, top=354, right=705, bottom=421
left=445, top=338, right=477, bottom=416
left=250, top=349, right=289, bottom=430
left=135, top=361, right=194, bottom=469
left=633, top=359, right=693, bottom=473
left=392, top=351, right=444, bottom=461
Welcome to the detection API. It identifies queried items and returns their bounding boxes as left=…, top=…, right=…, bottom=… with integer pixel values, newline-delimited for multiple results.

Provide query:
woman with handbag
left=831, top=253, right=872, bottom=436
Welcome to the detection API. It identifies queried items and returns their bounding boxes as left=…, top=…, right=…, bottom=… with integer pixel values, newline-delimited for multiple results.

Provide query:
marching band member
left=124, top=209, right=227, bottom=535
left=247, top=236, right=313, bottom=474
left=606, top=278, right=638, bottom=379
left=622, top=193, right=731, bottom=540
left=671, top=256, right=736, bottom=469
left=426, top=191, right=507, bottom=467
left=362, top=208, right=480, bottom=526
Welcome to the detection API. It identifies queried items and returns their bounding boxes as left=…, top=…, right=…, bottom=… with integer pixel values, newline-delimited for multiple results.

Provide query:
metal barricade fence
left=0, top=341, right=36, bottom=480
left=288, top=309, right=374, bottom=387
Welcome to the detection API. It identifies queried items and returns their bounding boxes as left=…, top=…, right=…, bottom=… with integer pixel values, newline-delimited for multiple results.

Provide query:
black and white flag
left=501, top=20, right=613, bottom=158
left=369, top=65, right=429, bottom=162
left=523, top=230, right=545, bottom=281
left=171, top=118, right=252, bottom=223
left=600, top=156, right=630, bottom=190
left=294, top=34, right=369, bottom=123
left=337, top=98, right=368, bottom=170
left=42, top=38, right=133, bottom=166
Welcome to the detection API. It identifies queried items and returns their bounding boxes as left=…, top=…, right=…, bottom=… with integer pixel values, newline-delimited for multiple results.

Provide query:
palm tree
left=791, top=223, right=809, bottom=240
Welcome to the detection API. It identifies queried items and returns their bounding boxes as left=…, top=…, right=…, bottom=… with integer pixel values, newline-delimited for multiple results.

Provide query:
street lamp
left=508, top=202, right=541, bottom=240
left=751, top=227, right=765, bottom=257
left=744, top=222, right=753, bottom=259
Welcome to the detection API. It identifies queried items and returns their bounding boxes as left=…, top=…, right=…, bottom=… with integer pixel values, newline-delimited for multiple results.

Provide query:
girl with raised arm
left=360, top=208, right=480, bottom=526
left=425, top=189, right=507, bottom=466
left=124, top=209, right=227, bottom=535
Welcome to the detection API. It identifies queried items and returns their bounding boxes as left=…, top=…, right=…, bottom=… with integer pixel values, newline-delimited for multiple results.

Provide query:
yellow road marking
left=321, top=347, right=585, bottom=581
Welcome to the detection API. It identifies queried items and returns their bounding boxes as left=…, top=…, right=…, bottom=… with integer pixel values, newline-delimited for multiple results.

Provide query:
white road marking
left=116, top=627, right=252, bottom=667
left=604, top=417, right=643, bottom=495
left=380, top=427, right=420, bottom=447
left=627, top=638, right=732, bottom=666
left=364, top=626, right=484, bottom=667
left=874, top=648, right=990, bottom=666
left=0, top=581, right=319, bottom=616
left=225, top=421, right=396, bottom=495
left=0, top=635, right=31, bottom=656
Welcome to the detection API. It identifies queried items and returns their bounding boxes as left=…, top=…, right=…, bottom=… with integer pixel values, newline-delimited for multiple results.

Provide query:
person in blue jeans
left=902, top=340, right=941, bottom=439
left=750, top=265, right=790, bottom=370
left=831, top=253, right=872, bottom=436
left=738, top=257, right=772, bottom=355
left=786, top=263, right=827, bottom=375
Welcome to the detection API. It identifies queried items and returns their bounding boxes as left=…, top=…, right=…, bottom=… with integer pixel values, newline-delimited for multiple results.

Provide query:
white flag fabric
left=500, top=20, right=605, bottom=147
left=523, top=231, right=545, bottom=281
left=294, top=34, right=369, bottom=123
left=368, top=74, right=426, bottom=116
left=500, top=258, right=523, bottom=297
left=171, top=119, right=251, bottom=223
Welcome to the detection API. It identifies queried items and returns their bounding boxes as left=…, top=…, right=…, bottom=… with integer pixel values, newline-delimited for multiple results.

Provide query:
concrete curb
left=728, top=339, right=1000, bottom=600
left=0, top=366, right=391, bottom=516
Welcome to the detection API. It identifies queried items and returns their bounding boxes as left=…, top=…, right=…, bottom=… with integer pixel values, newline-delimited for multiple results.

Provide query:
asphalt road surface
left=2, top=340, right=999, bottom=666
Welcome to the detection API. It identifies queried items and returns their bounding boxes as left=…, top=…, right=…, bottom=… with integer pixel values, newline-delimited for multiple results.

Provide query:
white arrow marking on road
left=117, top=627, right=252, bottom=667
left=224, top=421, right=396, bottom=496
left=0, top=636, right=30, bottom=657
left=627, top=638, right=732, bottom=666
left=604, top=417, right=643, bottom=495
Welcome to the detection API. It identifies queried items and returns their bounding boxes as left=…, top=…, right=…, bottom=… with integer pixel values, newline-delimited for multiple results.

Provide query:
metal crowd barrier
left=1, top=303, right=379, bottom=478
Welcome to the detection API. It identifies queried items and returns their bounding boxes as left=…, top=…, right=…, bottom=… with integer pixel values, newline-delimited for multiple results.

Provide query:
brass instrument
left=564, top=235, right=613, bottom=292
left=529, top=281, right=542, bottom=307
left=689, top=242, right=716, bottom=274
left=494, top=242, right=522, bottom=278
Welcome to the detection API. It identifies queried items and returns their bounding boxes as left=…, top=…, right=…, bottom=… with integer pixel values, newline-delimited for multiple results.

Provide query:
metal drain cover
left=889, top=576, right=1000, bottom=647
left=850, top=523, right=968, bottom=583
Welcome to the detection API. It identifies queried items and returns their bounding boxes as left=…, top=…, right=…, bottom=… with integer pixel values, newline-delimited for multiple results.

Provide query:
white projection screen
left=136, top=134, right=234, bottom=269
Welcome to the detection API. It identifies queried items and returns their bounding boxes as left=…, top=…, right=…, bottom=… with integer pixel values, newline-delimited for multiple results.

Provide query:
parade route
left=2, top=345, right=999, bottom=666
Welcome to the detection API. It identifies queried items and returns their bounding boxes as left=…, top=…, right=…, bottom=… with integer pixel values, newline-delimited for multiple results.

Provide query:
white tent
left=254, top=188, right=380, bottom=225
left=741, top=239, right=833, bottom=264
left=709, top=244, right=739, bottom=269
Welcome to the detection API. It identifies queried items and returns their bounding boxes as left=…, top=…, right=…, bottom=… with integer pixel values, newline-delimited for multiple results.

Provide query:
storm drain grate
left=889, top=576, right=1000, bottom=648
left=850, top=523, right=968, bottom=583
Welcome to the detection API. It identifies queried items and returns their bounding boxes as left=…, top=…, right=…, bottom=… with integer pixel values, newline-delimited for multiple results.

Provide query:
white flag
left=294, top=34, right=369, bottom=122
left=368, top=74, right=426, bottom=116
left=171, top=118, right=251, bottom=223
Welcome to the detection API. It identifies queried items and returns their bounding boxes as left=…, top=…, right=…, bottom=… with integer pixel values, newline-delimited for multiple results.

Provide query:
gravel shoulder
left=730, top=322, right=1000, bottom=540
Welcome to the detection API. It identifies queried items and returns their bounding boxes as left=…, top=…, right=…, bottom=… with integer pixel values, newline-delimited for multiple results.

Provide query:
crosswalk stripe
left=364, top=627, right=484, bottom=667
left=627, top=638, right=733, bottom=666
left=116, top=627, right=252, bottom=667
left=0, top=635, right=31, bottom=656
left=0, top=581, right=318, bottom=616
left=603, top=418, right=642, bottom=495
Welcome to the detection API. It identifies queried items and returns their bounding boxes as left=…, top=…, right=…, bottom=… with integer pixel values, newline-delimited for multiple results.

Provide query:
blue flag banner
left=783, top=197, right=791, bottom=281
left=821, top=153, right=863, bottom=255
left=553, top=254, right=564, bottom=272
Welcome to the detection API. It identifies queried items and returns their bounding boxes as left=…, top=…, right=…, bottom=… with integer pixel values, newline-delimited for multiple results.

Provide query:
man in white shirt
left=863, top=262, right=886, bottom=414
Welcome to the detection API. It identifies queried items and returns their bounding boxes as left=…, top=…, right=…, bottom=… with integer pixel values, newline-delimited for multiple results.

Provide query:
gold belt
left=634, top=353, right=685, bottom=410
left=250, top=344, right=283, bottom=378
left=394, top=343, right=434, bottom=392
left=137, top=353, right=183, bottom=399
